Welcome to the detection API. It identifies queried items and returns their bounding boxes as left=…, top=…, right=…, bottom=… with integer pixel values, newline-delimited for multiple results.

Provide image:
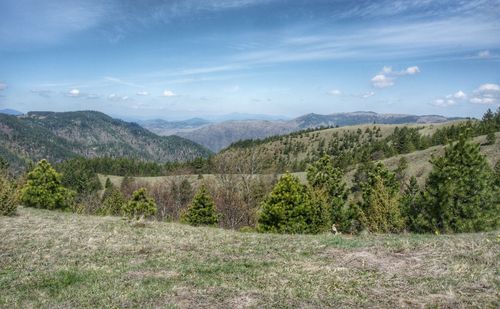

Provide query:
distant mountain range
left=0, top=111, right=211, bottom=170
left=141, top=111, right=460, bottom=152
left=0, top=108, right=23, bottom=116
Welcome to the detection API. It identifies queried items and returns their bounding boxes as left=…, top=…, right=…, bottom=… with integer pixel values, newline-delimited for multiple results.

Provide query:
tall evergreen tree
left=359, top=163, right=404, bottom=233
left=307, top=155, right=348, bottom=230
left=421, top=136, right=498, bottom=233
left=0, top=172, right=17, bottom=216
left=20, top=159, right=74, bottom=210
left=182, top=185, right=220, bottom=226
left=99, top=185, right=125, bottom=216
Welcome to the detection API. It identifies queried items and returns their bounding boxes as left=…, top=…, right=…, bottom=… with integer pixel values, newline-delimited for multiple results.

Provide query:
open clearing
left=1, top=207, right=499, bottom=308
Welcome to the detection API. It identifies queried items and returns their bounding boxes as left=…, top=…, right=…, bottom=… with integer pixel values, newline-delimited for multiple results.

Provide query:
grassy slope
left=1, top=207, right=499, bottom=308
left=98, top=132, right=499, bottom=189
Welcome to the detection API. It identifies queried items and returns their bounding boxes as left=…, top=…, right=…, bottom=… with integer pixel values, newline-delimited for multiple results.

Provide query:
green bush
left=0, top=173, right=17, bottom=216
left=20, top=159, right=74, bottom=210
left=420, top=136, right=498, bottom=233
left=181, top=185, right=220, bottom=226
left=257, top=173, right=330, bottom=234
left=123, top=188, right=157, bottom=220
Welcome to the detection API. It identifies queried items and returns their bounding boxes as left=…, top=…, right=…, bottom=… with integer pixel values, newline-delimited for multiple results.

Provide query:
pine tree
left=123, top=188, right=157, bottom=220
left=421, top=136, right=498, bottom=233
left=0, top=172, right=17, bottom=216
left=401, top=176, right=422, bottom=232
left=181, top=185, right=220, bottom=226
left=99, top=186, right=125, bottom=216
left=307, top=155, right=347, bottom=230
left=20, top=159, right=74, bottom=210
left=258, top=173, right=330, bottom=234
left=359, top=163, right=404, bottom=233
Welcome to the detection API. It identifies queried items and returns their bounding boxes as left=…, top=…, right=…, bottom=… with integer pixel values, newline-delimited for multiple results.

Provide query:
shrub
left=123, top=188, right=157, bottom=220
left=420, top=136, right=498, bottom=233
left=20, top=159, right=74, bottom=210
left=182, top=185, right=220, bottom=226
left=0, top=173, right=17, bottom=216
left=257, top=173, right=330, bottom=234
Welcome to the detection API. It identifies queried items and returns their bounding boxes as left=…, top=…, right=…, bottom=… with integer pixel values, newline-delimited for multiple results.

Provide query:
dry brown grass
left=1, top=207, right=499, bottom=308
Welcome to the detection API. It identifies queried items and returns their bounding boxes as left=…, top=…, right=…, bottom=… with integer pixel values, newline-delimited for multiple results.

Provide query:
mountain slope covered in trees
left=0, top=111, right=211, bottom=170
left=147, top=111, right=457, bottom=151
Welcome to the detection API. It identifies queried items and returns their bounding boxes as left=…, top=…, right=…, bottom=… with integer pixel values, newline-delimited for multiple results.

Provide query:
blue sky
left=0, top=0, right=499, bottom=120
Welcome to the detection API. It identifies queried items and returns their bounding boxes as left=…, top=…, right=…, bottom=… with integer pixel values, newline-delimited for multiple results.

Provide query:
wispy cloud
left=478, top=50, right=491, bottom=58
left=104, top=76, right=144, bottom=88
left=30, top=89, right=52, bottom=98
left=0, top=83, right=7, bottom=90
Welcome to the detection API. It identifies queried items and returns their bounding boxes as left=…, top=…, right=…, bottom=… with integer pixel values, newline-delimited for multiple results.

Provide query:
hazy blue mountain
left=0, top=108, right=23, bottom=116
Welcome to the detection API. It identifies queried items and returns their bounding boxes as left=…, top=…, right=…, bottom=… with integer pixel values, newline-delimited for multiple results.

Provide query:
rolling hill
left=144, top=111, right=457, bottom=152
left=0, top=111, right=211, bottom=170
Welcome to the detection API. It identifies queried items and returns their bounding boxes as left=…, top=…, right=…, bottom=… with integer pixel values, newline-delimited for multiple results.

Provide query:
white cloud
left=404, top=66, right=420, bottom=75
left=328, top=89, right=342, bottom=95
left=108, top=93, right=117, bottom=99
left=434, top=90, right=467, bottom=107
left=136, top=91, right=149, bottom=96
left=162, top=90, right=176, bottom=97
left=381, top=66, right=392, bottom=74
left=470, top=83, right=500, bottom=105
left=371, top=65, right=420, bottom=88
left=478, top=83, right=500, bottom=92
left=371, top=74, right=394, bottom=88
left=453, top=90, right=467, bottom=99
left=0, top=83, right=7, bottom=90
left=478, top=50, right=490, bottom=58
left=68, top=88, right=80, bottom=97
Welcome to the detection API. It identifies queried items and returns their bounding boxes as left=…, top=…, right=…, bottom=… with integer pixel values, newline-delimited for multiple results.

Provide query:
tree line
left=2, top=130, right=498, bottom=234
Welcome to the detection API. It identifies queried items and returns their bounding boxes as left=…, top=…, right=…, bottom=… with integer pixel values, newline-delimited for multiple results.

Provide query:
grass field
left=1, top=207, right=499, bottom=308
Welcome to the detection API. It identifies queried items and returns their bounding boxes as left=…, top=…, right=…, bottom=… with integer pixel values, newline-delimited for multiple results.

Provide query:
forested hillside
left=156, top=111, right=456, bottom=151
left=0, top=111, right=211, bottom=170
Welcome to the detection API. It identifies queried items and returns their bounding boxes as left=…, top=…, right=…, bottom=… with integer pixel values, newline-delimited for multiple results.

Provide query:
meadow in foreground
left=1, top=207, right=498, bottom=308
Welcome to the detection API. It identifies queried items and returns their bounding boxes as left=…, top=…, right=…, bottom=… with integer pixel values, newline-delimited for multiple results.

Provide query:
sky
left=0, top=0, right=499, bottom=120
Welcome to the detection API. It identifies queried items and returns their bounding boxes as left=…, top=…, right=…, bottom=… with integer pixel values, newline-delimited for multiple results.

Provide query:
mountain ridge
left=0, top=110, right=211, bottom=170
left=143, top=111, right=459, bottom=152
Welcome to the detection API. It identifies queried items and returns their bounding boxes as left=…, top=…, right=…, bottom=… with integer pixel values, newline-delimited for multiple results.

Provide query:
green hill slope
left=216, top=121, right=464, bottom=174
left=0, top=111, right=211, bottom=170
